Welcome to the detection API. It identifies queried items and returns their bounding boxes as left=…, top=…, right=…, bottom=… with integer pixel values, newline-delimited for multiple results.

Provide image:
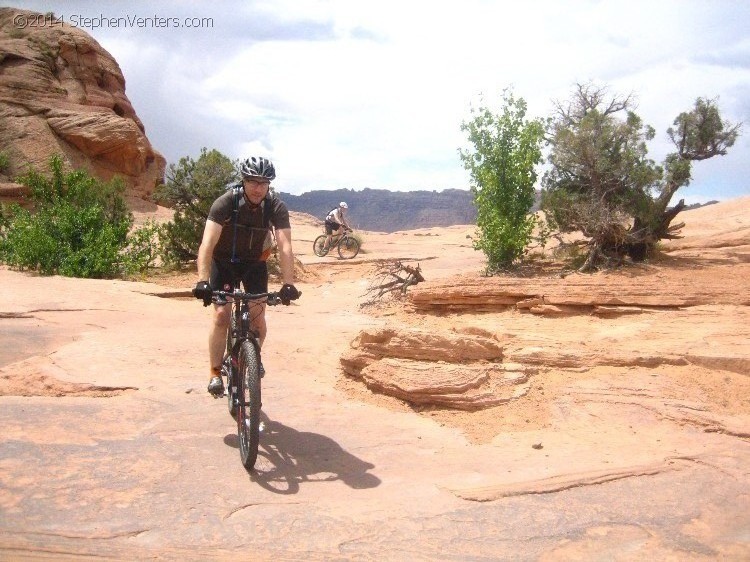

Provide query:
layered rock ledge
left=340, top=327, right=535, bottom=410
left=409, top=266, right=750, bottom=314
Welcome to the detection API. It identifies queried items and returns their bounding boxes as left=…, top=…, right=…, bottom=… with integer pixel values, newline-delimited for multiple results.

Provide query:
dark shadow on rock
left=234, top=412, right=381, bottom=494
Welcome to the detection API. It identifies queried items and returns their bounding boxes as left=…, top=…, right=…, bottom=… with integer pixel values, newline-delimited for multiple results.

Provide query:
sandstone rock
left=359, top=358, right=529, bottom=410
left=506, top=346, right=690, bottom=370
left=347, top=327, right=503, bottom=363
left=448, top=460, right=685, bottom=501
left=0, top=355, right=137, bottom=397
left=527, top=304, right=588, bottom=316
left=409, top=265, right=750, bottom=312
left=0, top=181, right=25, bottom=205
left=0, top=8, right=165, bottom=200
left=340, top=327, right=534, bottom=410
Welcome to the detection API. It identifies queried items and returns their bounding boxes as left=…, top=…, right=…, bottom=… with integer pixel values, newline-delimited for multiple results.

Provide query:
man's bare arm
left=197, top=220, right=223, bottom=281
left=275, top=228, right=295, bottom=285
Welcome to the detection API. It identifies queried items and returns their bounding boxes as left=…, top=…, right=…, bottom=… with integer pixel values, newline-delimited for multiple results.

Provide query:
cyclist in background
left=192, top=156, right=300, bottom=396
left=324, top=202, right=351, bottom=251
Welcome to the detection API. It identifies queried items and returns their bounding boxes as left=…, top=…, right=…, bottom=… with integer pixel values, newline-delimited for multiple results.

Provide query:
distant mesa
left=280, top=187, right=478, bottom=232
left=0, top=8, right=165, bottom=203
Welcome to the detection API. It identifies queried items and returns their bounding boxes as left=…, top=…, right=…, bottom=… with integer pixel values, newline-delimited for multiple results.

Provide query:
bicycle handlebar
left=211, top=289, right=301, bottom=306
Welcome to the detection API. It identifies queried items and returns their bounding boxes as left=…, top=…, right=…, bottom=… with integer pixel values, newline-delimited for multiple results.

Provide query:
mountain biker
left=323, top=202, right=351, bottom=250
left=192, top=156, right=300, bottom=396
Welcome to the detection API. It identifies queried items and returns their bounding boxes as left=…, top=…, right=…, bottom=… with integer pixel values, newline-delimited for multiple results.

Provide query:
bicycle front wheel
left=226, top=314, right=238, bottom=418
left=237, top=340, right=262, bottom=470
left=338, top=236, right=360, bottom=259
left=313, top=235, right=329, bottom=257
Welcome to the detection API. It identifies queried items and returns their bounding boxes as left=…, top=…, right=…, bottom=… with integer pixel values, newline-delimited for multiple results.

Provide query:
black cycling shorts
left=325, top=219, right=341, bottom=235
left=209, top=260, right=268, bottom=296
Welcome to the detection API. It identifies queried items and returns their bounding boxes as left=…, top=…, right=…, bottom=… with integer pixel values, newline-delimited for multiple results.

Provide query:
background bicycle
left=313, top=227, right=360, bottom=259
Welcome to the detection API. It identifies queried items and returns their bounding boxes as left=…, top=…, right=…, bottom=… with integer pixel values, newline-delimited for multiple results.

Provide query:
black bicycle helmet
left=240, top=156, right=276, bottom=180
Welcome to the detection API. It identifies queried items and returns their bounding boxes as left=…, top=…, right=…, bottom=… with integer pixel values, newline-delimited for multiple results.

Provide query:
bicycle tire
left=237, top=340, right=262, bottom=469
left=338, top=236, right=360, bottom=259
left=226, top=314, right=238, bottom=418
left=313, top=235, right=329, bottom=257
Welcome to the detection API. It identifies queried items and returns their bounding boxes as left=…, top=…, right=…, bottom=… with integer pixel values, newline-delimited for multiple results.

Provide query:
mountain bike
left=212, top=287, right=299, bottom=470
left=313, top=228, right=360, bottom=259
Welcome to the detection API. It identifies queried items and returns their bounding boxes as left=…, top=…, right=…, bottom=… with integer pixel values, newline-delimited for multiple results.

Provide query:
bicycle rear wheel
left=313, top=235, right=329, bottom=256
left=338, top=236, right=360, bottom=259
left=237, top=340, right=261, bottom=469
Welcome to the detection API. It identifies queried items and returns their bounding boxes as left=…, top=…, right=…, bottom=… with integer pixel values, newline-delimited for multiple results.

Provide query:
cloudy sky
left=12, top=0, right=750, bottom=202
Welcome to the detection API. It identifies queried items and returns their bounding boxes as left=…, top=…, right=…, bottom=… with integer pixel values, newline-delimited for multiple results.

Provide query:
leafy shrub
left=0, top=151, right=9, bottom=174
left=460, top=90, right=545, bottom=271
left=0, top=156, right=135, bottom=278
left=350, top=230, right=365, bottom=251
left=122, top=219, right=166, bottom=277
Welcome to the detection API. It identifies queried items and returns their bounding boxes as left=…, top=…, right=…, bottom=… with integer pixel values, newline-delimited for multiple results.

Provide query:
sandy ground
left=0, top=197, right=749, bottom=560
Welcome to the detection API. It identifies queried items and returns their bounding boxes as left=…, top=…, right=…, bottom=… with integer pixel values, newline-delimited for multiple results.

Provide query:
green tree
left=543, top=83, right=740, bottom=271
left=153, top=147, right=239, bottom=264
left=0, top=156, right=134, bottom=278
left=460, top=90, right=545, bottom=271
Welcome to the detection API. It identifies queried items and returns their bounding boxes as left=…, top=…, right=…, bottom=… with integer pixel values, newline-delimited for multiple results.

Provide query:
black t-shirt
left=207, top=189, right=291, bottom=261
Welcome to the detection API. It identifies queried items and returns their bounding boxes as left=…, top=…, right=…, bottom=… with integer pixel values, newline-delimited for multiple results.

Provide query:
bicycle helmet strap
left=230, top=184, right=242, bottom=288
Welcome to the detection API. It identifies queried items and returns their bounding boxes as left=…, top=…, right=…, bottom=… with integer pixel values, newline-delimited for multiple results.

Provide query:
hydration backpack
left=229, top=184, right=275, bottom=262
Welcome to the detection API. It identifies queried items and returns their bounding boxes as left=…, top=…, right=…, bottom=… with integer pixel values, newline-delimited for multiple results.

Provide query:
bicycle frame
left=215, top=288, right=281, bottom=351
left=212, top=287, right=282, bottom=470
left=330, top=228, right=353, bottom=247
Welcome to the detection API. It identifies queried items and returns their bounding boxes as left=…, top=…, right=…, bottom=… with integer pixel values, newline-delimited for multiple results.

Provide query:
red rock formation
left=0, top=8, right=165, bottom=200
left=408, top=268, right=750, bottom=314
left=340, top=327, right=536, bottom=410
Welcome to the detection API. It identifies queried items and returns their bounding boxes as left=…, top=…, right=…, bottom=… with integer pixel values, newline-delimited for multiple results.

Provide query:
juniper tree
left=542, top=83, right=740, bottom=271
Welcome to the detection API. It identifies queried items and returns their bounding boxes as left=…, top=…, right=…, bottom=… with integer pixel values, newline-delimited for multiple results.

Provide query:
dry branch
left=362, top=261, right=425, bottom=305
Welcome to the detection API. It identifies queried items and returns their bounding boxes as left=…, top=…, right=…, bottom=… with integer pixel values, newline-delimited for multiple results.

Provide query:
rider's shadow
left=224, top=413, right=381, bottom=494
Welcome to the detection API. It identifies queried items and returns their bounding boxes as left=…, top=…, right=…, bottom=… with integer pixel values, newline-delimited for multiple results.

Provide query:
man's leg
left=206, top=258, right=231, bottom=394
left=249, top=300, right=267, bottom=347
left=324, top=222, right=333, bottom=249
left=324, top=221, right=340, bottom=249
left=209, top=303, right=231, bottom=372
left=207, top=302, right=230, bottom=393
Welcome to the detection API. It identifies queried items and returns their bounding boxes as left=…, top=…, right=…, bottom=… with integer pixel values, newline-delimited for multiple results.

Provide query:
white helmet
left=339, top=201, right=348, bottom=209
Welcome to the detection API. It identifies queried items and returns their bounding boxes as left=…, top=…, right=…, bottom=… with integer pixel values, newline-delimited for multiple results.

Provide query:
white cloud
left=12, top=0, right=750, bottom=200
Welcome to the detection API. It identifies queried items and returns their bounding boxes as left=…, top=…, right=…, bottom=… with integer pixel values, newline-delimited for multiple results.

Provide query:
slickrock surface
left=1, top=198, right=749, bottom=560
